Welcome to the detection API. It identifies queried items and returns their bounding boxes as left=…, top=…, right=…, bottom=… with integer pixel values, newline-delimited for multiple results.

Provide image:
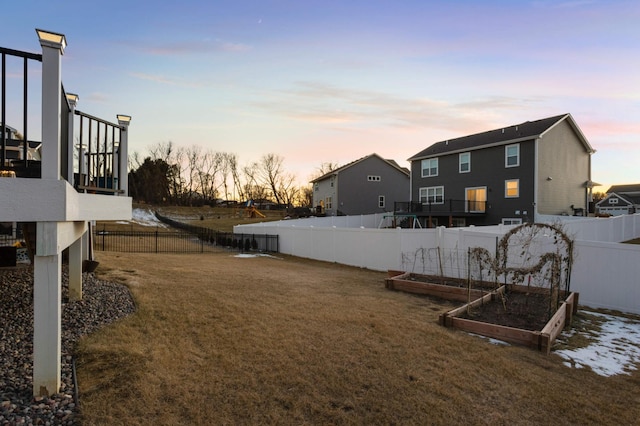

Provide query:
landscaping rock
left=0, top=266, right=135, bottom=425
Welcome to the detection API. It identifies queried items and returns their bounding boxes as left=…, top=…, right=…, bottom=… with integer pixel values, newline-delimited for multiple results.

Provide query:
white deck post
left=33, top=249, right=62, bottom=396
left=66, top=93, right=78, bottom=185
left=37, top=29, right=66, bottom=180
left=33, top=29, right=66, bottom=397
left=117, top=115, right=131, bottom=196
left=68, top=234, right=83, bottom=301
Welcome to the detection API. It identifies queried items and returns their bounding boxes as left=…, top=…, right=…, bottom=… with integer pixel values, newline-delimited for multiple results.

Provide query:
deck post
left=66, top=93, right=78, bottom=185
left=68, top=234, right=83, bottom=301
left=37, top=29, right=65, bottom=180
left=33, top=251, right=62, bottom=396
left=33, top=29, right=66, bottom=397
left=117, top=115, right=131, bottom=196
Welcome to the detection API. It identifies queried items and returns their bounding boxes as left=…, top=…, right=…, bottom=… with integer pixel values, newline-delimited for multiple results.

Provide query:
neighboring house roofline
left=606, top=183, right=640, bottom=194
left=407, top=113, right=594, bottom=161
left=310, top=153, right=409, bottom=183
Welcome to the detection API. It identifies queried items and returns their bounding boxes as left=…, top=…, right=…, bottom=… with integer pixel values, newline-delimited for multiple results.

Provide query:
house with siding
left=311, top=153, right=410, bottom=216
left=402, top=114, right=596, bottom=227
left=596, top=184, right=640, bottom=216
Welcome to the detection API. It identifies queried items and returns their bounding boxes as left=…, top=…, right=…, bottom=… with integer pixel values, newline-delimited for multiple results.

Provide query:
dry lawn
left=76, top=251, right=640, bottom=425
left=155, top=205, right=286, bottom=232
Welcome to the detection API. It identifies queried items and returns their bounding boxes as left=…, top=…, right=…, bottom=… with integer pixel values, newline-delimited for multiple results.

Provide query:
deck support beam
left=33, top=253, right=62, bottom=396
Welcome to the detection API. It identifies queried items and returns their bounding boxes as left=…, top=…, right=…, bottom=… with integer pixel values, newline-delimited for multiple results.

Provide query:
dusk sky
left=3, top=0, right=639, bottom=191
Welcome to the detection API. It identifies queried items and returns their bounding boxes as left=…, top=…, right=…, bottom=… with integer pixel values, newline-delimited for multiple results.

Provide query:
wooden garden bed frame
left=386, top=271, right=579, bottom=354
left=385, top=271, right=494, bottom=302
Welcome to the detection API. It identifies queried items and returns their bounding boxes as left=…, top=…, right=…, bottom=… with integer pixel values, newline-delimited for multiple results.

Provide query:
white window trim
left=505, top=179, right=519, bottom=198
left=421, top=158, right=438, bottom=178
left=378, top=195, right=385, bottom=208
left=459, top=152, right=470, bottom=173
left=367, top=175, right=381, bottom=182
left=419, top=186, right=444, bottom=204
left=465, top=186, right=487, bottom=213
left=610, top=197, right=618, bottom=204
left=505, top=143, right=520, bottom=168
left=502, top=218, right=523, bottom=225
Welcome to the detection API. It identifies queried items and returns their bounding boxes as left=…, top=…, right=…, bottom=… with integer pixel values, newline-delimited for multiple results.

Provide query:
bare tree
left=256, top=153, right=286, bottom=205
left=312, top=161, right=339, bottom=179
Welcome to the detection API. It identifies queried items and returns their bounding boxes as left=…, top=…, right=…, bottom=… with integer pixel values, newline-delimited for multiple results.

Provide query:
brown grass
left=75, top=251, right=640, bottom=425
left=154, top=205, right=286, bottom=232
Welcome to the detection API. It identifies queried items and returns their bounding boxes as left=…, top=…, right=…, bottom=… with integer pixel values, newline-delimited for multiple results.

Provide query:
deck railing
left=1, top=46, right=42, bottom=174
left=73, top=110, right=124, bottom=193
left=394, top=200, right=488, bottom=215
left=0, top=43, right=128, bottom=195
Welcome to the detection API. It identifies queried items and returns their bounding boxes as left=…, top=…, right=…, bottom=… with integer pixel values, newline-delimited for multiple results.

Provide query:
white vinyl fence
left=236, top=213, right=640, bottom=314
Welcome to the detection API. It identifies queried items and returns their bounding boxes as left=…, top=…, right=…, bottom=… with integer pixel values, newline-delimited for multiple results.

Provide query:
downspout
left=409, top=162, right=413, bottom=203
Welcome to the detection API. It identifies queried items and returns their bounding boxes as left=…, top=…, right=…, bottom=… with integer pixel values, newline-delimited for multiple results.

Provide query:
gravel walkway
left=0, top=266, right=136, bottom=425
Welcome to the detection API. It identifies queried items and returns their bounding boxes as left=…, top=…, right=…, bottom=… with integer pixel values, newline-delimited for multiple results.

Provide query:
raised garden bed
left=386, top=271, right=579, bottom=354
left=385, top=271, right=494, bottom=302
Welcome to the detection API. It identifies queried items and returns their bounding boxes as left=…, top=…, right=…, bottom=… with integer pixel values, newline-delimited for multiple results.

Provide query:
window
left=505, top=144, right=520, bottom=167
left=367, top=175, right=381, bottom=182
left=452, top=218, right=466, bottom=227
left=465, top=187, right=487, bottom=212
left=325, top=197, right=332, bottom=209
left=505, top=179, right=519, bottom=198
left=502, top=218, right=523, bottom=225
left=419, top=186, right=444, bottom=204
left=314, top=183, right=319, bottom=191
left=610, top=197, right=618, bottom=204
left=459, top=152, right=470, bottom=173
left=378, top=195, right=385, bottom=208
left=421, top=158, right=438, bottom=177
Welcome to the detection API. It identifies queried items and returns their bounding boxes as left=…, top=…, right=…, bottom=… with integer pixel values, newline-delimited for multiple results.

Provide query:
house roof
left=408, top=113, right=594, bottom=161
left=310, top=153, right=409, bottom=183
left=606, top=184, right=640, bottom=194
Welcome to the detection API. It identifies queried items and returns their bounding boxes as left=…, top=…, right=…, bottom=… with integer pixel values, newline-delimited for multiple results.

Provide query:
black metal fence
left=154, top=211, right=279, bottom=253
left=93, top=212, right=279, bottom=254
left=92, top=228, right=279, bottom=254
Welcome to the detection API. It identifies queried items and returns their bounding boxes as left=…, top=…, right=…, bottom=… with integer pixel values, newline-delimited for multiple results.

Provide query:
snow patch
left=121, top=208, right=167, bottom=227
left=555, top=311, right=640, bottom=377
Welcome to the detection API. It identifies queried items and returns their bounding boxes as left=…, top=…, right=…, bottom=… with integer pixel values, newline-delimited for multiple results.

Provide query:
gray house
left=403, top=114, right=596, bottom=227
left=311, top=153, right=410, bottom=216
left=596, top=184, right=640, bottom=216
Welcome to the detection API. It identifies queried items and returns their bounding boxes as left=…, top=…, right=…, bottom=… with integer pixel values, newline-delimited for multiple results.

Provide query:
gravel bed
left=0, top=266, right=136, bottom=425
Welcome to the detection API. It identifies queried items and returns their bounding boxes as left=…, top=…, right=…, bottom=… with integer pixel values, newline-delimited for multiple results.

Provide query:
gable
left=596, top=193, right=633, bottom=207
left=310, top=153, right=409, bottom=183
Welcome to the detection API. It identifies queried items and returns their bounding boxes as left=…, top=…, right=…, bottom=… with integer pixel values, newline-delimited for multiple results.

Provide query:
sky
left=2, top=0, right=639, bottom=191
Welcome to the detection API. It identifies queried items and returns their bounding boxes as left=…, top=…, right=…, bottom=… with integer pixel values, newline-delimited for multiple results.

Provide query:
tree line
left=128, top=142, right=330, bottom=207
